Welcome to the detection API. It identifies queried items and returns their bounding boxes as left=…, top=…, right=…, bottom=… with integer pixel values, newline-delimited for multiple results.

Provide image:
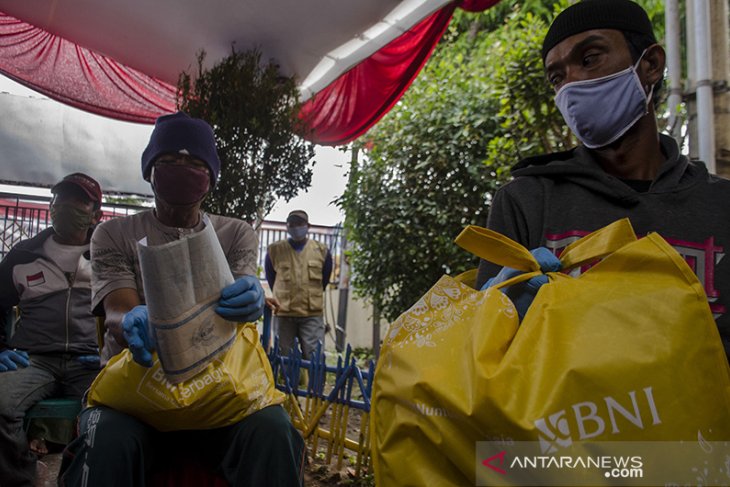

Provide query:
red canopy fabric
left=458, top=0, right=502, bottom=13
left=299, top=0, right=500, bottom=145
left=298, top=6, right=454, bottom=146
left=0, top=0, right=500, bottom=145
left=0, top=14, right=175, bottom=123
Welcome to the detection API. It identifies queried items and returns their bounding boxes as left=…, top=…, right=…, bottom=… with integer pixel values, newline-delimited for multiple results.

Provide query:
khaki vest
left=268, top=239, right=328, bottom=317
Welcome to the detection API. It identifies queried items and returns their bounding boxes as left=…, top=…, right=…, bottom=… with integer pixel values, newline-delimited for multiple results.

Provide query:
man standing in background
left=265, top=210, right=333, bottom=359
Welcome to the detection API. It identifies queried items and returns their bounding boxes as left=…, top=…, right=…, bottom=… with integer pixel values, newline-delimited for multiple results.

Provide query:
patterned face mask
left=51, top=204, right=94, bottom=237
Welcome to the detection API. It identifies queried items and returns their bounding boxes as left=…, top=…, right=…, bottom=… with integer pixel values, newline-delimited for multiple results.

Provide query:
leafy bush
left=178, top=49, right=315, bottom=224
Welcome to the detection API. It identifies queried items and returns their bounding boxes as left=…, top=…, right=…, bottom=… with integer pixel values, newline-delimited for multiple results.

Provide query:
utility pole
left=665, top=0, right=682, bottom=144
left=686, top=0, right=729, bottom=175
left=372, top=301, right=381, bottom=359
left=335, top=146, right=357, bottom=352
left=335, top=232, right=349, bottom=353
left=692, top=0, right=715, bottom=171
left=710, top=0, right=730, bottom=176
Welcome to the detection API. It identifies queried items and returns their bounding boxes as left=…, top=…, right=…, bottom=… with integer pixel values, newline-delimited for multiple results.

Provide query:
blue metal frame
left=265, top=333, right=375, bottom=412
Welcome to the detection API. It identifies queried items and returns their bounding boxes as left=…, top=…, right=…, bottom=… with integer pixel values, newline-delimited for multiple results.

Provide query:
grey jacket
left=0, top=228, right=98, bottom=354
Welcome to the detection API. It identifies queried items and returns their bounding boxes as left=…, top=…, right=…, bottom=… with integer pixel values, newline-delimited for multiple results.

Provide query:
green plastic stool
left=24, top=398, right=82, bottom=445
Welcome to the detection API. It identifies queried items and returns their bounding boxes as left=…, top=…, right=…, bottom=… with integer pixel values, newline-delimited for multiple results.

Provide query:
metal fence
left=261, top=308, right=373, bottom=475
left=0, top=192, right=141, bottom=260
left=0, top=192, right=344, bottom=282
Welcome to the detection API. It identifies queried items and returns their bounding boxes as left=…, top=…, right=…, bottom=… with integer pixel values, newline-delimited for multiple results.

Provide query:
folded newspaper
left=138, top=217, right=236, bottom=384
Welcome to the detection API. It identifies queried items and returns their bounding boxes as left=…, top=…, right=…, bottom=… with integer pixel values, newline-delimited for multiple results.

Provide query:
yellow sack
left=88, top=323, right=285, bottom=431
left=371, top=219, right=730, bottom=486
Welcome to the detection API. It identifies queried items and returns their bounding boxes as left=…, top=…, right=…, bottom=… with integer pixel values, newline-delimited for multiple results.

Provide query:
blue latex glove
left=76, top=354, right=101, bottom=370
left=0, top=349, right=30, bottom=372
left=216, top=276, right=265, bottom=323
left=482, top=247, right=562, bottom=320
left=122, top=305, right=155, bottom=367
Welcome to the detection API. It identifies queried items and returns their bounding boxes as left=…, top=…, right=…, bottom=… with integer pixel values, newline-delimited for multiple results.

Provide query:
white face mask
left=554, top=51, right=653, bottom=149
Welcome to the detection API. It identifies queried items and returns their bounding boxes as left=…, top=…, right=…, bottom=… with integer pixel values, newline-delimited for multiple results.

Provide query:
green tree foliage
left=484, top=3, right=573, bottom=168
left=341, top=0, right=667, bottom=322
left=178, top=50, right=315, bottom=224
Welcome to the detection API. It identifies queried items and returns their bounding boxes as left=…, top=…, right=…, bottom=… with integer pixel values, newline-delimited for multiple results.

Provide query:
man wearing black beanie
left=476, top=0, right=730, bottom=361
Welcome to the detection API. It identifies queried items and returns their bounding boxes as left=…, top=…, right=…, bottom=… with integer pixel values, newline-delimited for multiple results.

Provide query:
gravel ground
left=35, top=448, right=374, bottom=486
left=36, top=453, right=62, bottom=487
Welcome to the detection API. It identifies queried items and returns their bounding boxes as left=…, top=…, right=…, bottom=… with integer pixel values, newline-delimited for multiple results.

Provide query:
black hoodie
left=476, top=134, right=730, bottom=356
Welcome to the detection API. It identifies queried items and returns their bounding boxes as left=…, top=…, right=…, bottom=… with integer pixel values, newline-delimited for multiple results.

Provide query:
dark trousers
left=59, top=405, right=304, bottom=487
left=0, top=353, right=98, bottom=487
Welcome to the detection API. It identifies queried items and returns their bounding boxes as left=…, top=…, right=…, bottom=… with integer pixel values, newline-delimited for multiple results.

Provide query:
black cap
left=542, top=0, right=656, bottom=62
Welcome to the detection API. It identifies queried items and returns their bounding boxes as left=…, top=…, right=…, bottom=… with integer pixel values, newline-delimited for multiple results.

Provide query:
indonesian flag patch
left=26, top=271, right=45, bottom=287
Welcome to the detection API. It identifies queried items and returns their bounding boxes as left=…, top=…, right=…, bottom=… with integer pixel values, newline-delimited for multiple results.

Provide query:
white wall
left=262, top=282, right=388, bottom=353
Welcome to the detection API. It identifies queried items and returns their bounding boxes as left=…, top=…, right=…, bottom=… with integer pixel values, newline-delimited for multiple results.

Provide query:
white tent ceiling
left=0, top=0, right=463, bottom=193
left=0, top=0, right=449, bottom=100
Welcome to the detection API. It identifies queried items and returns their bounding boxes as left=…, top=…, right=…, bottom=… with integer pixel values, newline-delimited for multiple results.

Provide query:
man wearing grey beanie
left=476, top=0, right=730, bottom=361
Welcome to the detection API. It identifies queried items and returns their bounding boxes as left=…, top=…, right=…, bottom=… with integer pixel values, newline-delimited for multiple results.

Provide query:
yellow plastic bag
left=371, top=219, right=730, bottom=486
left=88, top=323, right=285, bottom=431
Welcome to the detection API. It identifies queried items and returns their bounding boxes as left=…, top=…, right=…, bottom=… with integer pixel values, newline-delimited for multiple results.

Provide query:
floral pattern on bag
left=383, top=275, right=516, bottom=363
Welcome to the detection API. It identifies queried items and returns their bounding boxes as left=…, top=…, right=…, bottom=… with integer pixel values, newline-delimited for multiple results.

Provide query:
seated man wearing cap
left=265, top=210, right=333, bottom=360
left=475, top=0, right=730, bottom=359
left=59, top=112, right=304, bottom=487
left=0, top=173, right=103, bottom=486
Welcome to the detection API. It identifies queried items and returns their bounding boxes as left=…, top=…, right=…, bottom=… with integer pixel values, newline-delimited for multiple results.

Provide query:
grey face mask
left=288, top=226, right=308, bottom=241
left=555, top=52, right=653, bottom=149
